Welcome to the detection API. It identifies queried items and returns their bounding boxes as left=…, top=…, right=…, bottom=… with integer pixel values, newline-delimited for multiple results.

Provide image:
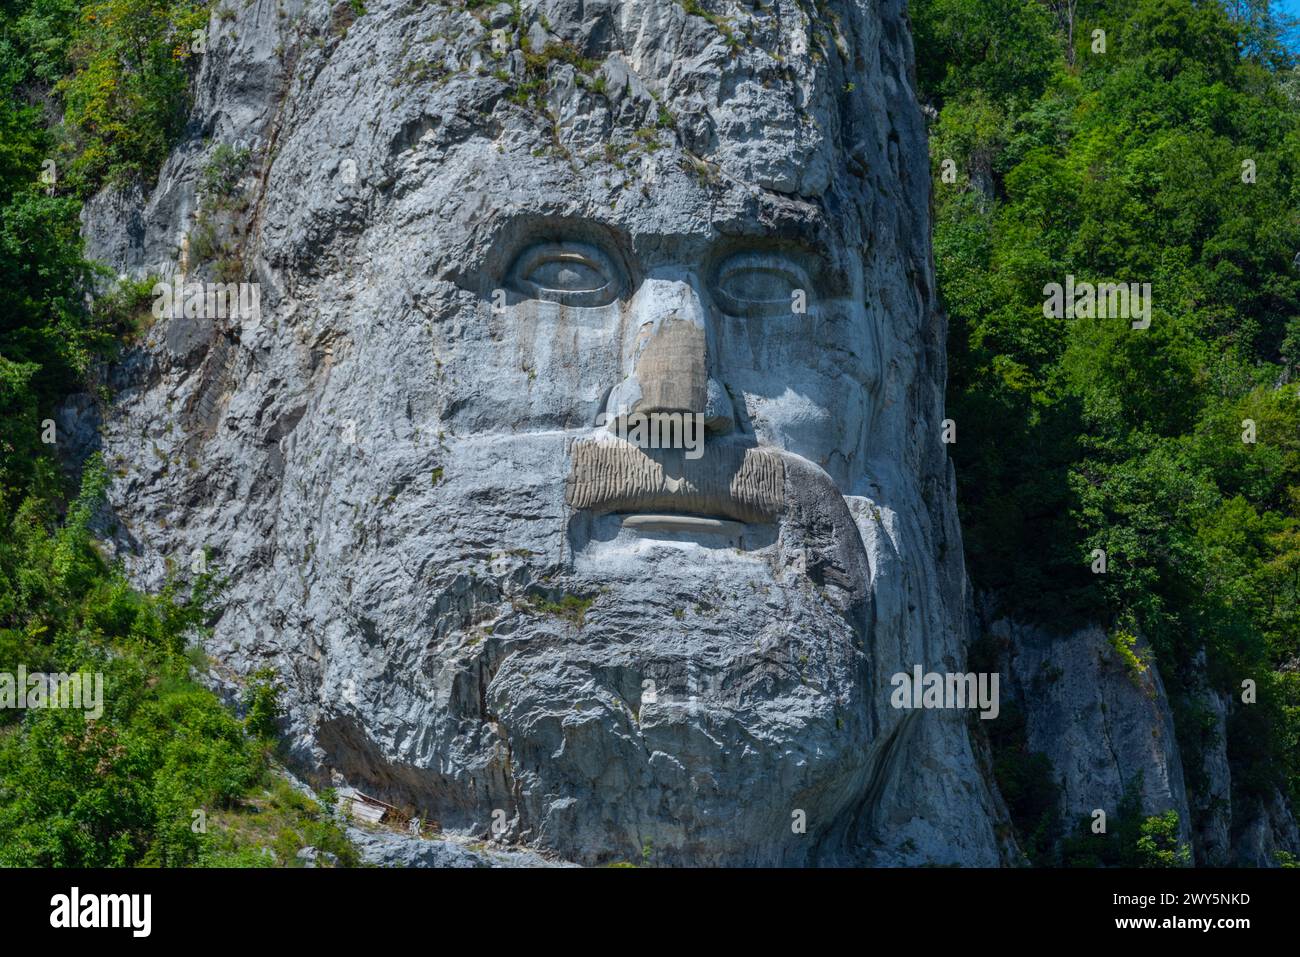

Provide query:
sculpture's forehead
left=422, top=143, right=860, bottom=292
left=368, top=5, right=854, bottom=210
left=293, top=2, right=880, bottom=292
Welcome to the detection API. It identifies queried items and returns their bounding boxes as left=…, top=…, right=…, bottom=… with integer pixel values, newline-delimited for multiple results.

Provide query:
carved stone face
left=129, top=0, right=989, bottom=866
left=382, top=152, right=883, bottom=864
left=431, top=168, right=886, bottom=862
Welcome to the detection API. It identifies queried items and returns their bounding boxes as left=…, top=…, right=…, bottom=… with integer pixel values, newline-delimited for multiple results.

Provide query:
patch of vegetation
left=401, top=58, right=449, bottom=85
left=526, top=592, right=595, bottom=627
left=0, top=459, right=359, bottom=866
left=679, top=0, right=739, bottom=50
left=186, top=143, right=254, bottom=276
left=94, top=275, right=161, bottom=342
left=199, top=144, right=252, bottom=202
left=242, top=666, right=284, bottom=739
left=187, top=212, right=244, bottom=279
left=53, top=0, right=211, bottom=192
left=0, top=461, right=240, bottom=864
left=1109, top=627, right=1149, bottom=683
left=522, top=38, right=600, bottom=77
left=1059, top=780, right=1191, bottom=867
left=633, top=126, right=663, bottom=152
left=509, top=36, right=603, bottom=113
left=199, top=774, right=359, bottom=867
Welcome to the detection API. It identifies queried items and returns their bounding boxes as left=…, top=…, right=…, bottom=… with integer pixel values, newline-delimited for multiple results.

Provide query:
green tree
left=916, top=0, right=1300, bottom=857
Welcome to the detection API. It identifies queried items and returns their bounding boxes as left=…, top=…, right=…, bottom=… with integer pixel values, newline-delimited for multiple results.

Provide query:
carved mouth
left=565, top=439, right=785, bottom=525
left=618, top=513, right=747, bottom=535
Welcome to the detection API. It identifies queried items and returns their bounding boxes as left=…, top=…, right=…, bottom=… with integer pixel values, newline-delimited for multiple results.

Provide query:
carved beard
left=459, top=435, right=880, bottom=865
left=486, top=534, right=876, bottom=866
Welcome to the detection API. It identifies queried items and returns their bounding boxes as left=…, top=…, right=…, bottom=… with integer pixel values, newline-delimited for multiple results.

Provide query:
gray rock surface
left=980, top=616, right=1300, bottom=866
left=1189, top=681, right=1234, bottom=865
left=985, top=617, right=1193, bottom=853
left=1232, top=787, right=1300, bottom=867
left=346, top=825, right=567, bottom=867
left=81, top=0, right=1013, bottom=866
left=1180, top=658, right=1300, bottom=866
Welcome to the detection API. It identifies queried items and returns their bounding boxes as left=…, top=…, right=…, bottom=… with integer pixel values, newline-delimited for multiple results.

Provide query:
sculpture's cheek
left=733, top=380, right=868, bottom=487
left=433, top=297, right=628, bottom=433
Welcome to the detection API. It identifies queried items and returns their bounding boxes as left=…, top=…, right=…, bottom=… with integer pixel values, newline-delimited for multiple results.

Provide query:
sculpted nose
left=636, top=315, right=707, bottom=413
left=623, top=274, right=734, bottom=433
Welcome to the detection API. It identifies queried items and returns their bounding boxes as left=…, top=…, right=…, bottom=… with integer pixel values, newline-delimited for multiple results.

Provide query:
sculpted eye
left=509, top=242, right=622, bottom=307
left=714, top=252, right=812, bottom=318
left=528, top=258, right=607, bottom=293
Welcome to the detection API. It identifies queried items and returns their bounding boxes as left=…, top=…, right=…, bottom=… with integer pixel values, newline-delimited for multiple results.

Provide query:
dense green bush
left=0, top=460, right=268, bottom=866
left=916, top=0, right=1300, bottom=859
left=55, top=0, right=209, bottom=191
left=0, top=0, right=346, bottom=867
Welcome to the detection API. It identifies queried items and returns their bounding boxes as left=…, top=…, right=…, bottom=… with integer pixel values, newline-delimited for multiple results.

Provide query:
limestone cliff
left=68, top=0, right=1288, bottom=866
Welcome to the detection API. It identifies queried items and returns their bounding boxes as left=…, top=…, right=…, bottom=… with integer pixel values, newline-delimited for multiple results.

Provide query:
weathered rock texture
left=80, top=0, right=1022, bottom=866
left=978, top=612, right=1300, bottom=866
left=346, top=823, right=570, bottom=867
left=71, top=0, right=1300, bottom=869
left=984, top=618, right=1193, bottom=849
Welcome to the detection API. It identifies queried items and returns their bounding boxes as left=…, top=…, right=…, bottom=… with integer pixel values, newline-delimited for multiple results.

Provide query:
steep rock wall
left=80, top=0, right=1017, bottom=865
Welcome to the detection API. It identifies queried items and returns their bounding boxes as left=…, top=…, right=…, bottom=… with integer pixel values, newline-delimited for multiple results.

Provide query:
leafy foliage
left=55, top=0, right=209, bottom=191
left=1059, top=780, right=1193, bottom=866
left=242, top=666, right=284, bottom=740
left=0, top=460, right=266, bottom=866
left=916, top=0, right=1300, bottom=855
left=0, top=0, right=351, bottom=867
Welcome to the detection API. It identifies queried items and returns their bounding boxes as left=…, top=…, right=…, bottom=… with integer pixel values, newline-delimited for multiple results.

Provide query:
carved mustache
left=565, top=439, right=785, bottom=524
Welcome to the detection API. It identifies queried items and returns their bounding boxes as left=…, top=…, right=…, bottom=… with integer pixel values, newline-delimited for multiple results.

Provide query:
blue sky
left=1273, top=0, right=1300, bottom=49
